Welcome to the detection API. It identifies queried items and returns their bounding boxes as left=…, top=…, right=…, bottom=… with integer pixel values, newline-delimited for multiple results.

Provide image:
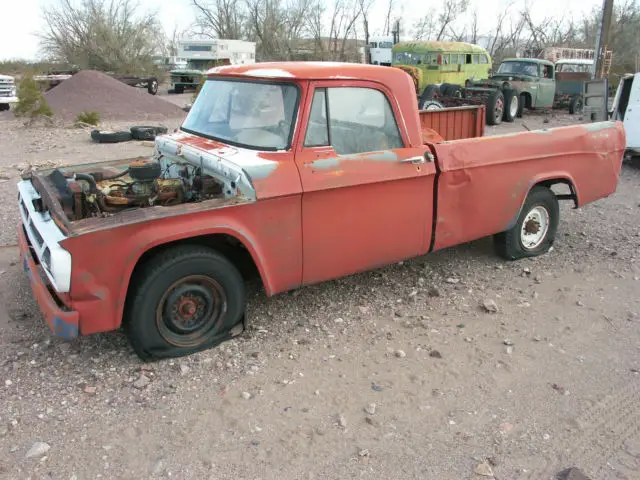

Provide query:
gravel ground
left=0, top=107, right=639, bottom=480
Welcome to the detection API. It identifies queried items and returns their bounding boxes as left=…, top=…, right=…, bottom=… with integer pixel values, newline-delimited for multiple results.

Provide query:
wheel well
left=520, top=92, right=533, bottom=108
left=123, top=234, right=264, bottom=322
left=535, top=178, right=578, bottom=207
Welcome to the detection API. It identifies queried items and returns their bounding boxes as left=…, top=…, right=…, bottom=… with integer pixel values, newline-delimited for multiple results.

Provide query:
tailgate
left=419, top=105, right=485, bottom=141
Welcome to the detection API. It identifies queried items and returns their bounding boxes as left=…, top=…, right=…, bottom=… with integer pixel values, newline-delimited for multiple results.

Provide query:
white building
left=178, top=39, right=256, bottom=66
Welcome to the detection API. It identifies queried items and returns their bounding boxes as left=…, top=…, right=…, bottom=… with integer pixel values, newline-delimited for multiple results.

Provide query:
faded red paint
left=18, top=62, right=626, bottom=339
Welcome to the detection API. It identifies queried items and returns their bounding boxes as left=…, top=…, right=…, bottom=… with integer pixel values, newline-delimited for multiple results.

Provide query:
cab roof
left=392, top=41, right=488, bottom=54
left=502, top=58, right=555, bottom=67
left=206, top=61, right=411, bottom=82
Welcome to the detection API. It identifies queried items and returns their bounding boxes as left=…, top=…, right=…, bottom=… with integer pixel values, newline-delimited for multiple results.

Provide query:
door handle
left=400, top=153, right=434, bottom=164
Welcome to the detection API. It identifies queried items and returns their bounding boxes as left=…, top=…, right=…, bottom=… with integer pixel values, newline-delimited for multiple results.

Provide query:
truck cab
left=0, top=74, right=18, bottom=111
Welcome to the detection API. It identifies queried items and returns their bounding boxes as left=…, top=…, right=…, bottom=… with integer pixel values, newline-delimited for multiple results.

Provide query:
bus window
left=472, top=55, right=480, bottom=64
left=480, top=55, right=489, bottom=64
left=442, top=54, right=450, bottom=64
left=450, top=54, right=458, bottom=64
left=466, top=54, right=472, bottom=64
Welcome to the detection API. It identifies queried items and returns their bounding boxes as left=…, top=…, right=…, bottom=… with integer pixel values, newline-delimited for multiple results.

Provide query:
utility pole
left=592, top=0, right=614, bottom=79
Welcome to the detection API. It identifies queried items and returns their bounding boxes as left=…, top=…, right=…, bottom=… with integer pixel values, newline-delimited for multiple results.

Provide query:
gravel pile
left=44, top=70, right=185, bottom=122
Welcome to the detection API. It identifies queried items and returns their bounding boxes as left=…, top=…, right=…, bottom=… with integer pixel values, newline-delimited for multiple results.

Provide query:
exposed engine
left=49, top=157, right=224, bottom=221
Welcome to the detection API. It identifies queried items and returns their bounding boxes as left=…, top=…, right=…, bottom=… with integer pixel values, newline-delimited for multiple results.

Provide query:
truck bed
left=419, top=105, right=485, bottom=141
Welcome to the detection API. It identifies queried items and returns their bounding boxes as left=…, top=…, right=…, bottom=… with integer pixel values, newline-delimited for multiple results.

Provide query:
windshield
left=497, top=61, right=539, bottom=76
left=181, top=79, right=299, bottom=151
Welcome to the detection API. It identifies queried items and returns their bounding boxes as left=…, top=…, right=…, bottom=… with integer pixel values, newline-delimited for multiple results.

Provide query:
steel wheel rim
left=520, top=206, right=550, bottom=250
left=495, top=97, right=504, bottom=119
left=510, top=96, right=518, bottom=117
left=156, top=275, right=227, bottom=347
left=152, top=80, right=158, bottom=93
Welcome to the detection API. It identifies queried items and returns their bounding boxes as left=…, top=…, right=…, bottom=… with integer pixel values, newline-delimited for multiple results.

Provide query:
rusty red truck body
left=17, top=62, right=625, bottom=360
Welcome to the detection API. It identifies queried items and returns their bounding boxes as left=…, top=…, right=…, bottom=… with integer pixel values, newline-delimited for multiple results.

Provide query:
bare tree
left=192, top=0, right=245, bottom=39
left=39, top=0, right=163, bottom=74
left=357, top=0, right=374, bottom=62
left=327, top=0, right=361, bottom=61
left=413, top=0, right=469, bottom=41
left=382, top=0, right=394, bottom=36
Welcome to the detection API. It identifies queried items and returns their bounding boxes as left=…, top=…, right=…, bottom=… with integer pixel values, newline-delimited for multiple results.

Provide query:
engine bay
left=42, top=157, right=225, bottom=221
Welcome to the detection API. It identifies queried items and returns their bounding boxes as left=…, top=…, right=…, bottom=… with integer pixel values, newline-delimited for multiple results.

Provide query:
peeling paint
left=310, top=151, right=398, bottom=169
left=582, top=121, right=618, bottom=132
left=240, top=68, right=295, bottom=78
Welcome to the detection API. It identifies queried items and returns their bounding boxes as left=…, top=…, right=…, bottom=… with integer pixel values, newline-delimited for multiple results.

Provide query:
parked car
left=17, top=62, right=625, bottom=360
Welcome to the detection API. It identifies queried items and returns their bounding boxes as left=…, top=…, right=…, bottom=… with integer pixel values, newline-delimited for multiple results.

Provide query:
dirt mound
left=44, top=70, right=185, bottom=122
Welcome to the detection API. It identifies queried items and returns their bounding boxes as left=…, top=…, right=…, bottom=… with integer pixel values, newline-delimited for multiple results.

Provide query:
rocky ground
left=0, top=102, right=639, bottom=480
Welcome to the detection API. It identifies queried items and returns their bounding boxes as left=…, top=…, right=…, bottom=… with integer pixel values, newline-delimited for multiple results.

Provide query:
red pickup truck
left=17, top=62, right=625, bottom=360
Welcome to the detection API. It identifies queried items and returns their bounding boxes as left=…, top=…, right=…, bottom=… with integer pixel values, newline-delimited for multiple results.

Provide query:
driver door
left=295, top=80, right=437, bottom=285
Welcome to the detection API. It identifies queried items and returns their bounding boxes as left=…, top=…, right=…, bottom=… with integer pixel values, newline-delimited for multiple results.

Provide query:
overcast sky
left=1, top=0, right=604, bottom=61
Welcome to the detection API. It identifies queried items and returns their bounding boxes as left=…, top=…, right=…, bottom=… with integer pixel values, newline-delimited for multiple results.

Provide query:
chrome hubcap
left=520, top=206, right=550, bottom=250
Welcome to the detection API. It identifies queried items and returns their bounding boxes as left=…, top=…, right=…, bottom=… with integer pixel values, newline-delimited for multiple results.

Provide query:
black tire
left=517, top=94, right=525, bottom=118
left=90, top=129, right=132, bottom=144
left=439, top=83, right=453, bottom=95
left=444, top=85, right=463, bottom=98
left=130, top=125, right=169, bottom=141
left=494, top=186, right=559, bottom=261
left=486, top=90, right=505, bottom=126
left=174, top=84, right=185, bottom=94
left=569, top=95, right=583, bottom=115
left=0, top=103, right=9, bottom=112
left=502, top=88, right=518, bottom=122
left=418, top=85, right=439, bottom=109
left=147, top=77, right=158, bottom=95
left=126, top=245, right=246, bottom=361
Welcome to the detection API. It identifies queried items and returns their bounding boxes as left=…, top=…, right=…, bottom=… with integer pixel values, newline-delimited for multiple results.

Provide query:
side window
left=450, top=54, right=458, bottom=64
left=480, top=55, right=489, bottom=64
left=327, top=87, right=403, bottom=155
left=472, top=55, right=480, bottom=64
left=442, top=54, right=450, bottom=65
left=304, top=88, right=329, bottom=147
left=466, top=54, right=472, bottom=64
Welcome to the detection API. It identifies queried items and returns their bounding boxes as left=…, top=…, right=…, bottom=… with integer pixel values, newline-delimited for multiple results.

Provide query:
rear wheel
left=174, top=84, right=185, bottom=94
left=486, top=90, right=504, bottom=125
left=494, top=186, right=559, bottom=260
left=126, top=245, right=246, bottom=360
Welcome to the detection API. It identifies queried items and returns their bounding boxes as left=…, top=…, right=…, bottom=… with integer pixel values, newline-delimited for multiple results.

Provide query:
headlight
left=47, top=246, right=72, bottom=292
left=10, top=86, right=16, bottom=97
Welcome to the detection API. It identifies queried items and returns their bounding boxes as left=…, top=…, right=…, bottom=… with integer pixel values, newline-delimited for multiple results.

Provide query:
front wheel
left=126, top=246, right=246, bottom=360
left=494, top=186, right=559, bottom=260
left=147, top=78, right=158, bottom=95
left=503, top=89, right=518, bottom=122
left=569, top=95, right=583, bottom=114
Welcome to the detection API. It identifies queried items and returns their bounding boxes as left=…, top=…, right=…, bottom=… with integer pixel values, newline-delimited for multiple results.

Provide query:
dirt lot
left=0, top=103, right=639, bottom=480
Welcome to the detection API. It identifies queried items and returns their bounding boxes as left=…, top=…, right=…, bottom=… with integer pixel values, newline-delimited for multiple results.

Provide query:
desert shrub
left=75, top=111, right=100, bottom=125
left=13, top=74, right=53, bottom=121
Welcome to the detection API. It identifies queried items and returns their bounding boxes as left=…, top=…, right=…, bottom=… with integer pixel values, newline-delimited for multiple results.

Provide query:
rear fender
left=505, top=173, right=579, bottom=231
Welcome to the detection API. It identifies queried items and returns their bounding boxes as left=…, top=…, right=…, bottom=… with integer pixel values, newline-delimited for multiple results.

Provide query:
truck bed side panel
left=431, top=121, right=625, bottom=251
left=60, top=196, right=302, bottom=335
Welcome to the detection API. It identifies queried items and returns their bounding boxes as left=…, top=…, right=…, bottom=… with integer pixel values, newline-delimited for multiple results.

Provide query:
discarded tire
left=147, top=78, right=159, bottom=95
left=130, top=125, right=169, bottom=141
left=90, top=129, right=133, bottom=144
